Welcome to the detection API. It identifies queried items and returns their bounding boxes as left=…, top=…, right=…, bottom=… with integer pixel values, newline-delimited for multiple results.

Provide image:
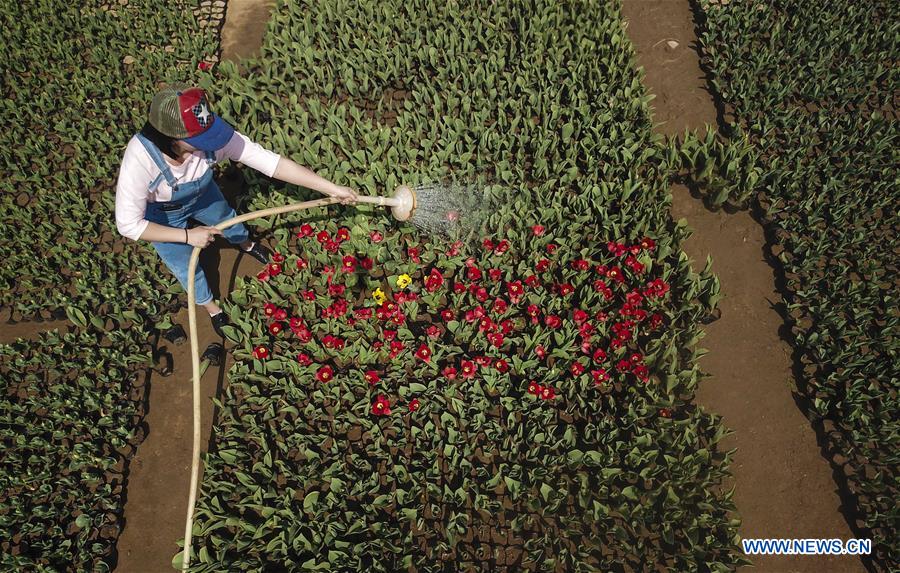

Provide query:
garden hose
left=180, top=187, right=424, bottom=570
left=181, top=195, right=338, bottom=570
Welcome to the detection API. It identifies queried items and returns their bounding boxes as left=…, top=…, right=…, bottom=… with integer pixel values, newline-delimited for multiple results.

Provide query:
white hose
left=182, top=196, right=339, bottom=570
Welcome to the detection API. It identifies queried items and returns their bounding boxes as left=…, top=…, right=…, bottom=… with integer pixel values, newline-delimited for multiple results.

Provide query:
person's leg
left=191, top=181, right=251, bottom=246
left=151, top=240, right=216, bottom=310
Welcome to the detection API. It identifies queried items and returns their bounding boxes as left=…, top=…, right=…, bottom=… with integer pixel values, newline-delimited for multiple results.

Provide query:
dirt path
left=620, top=1, right=865, bottom=572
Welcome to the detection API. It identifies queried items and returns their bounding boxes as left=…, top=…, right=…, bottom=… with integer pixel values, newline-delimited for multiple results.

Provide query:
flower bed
left=695, top=0, right=898, bottom=567
left=0, top=325, right=153, bottom=570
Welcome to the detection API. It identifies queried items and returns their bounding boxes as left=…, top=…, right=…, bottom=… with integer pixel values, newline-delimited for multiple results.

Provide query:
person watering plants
left=115, top=83, right=357, bottom=336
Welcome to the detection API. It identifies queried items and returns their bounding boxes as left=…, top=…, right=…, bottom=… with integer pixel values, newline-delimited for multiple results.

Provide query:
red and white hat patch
left=178, top=88, right=213, bottom=137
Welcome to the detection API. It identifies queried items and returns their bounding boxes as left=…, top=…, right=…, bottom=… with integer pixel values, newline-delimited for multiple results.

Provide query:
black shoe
left=211, top=312, right=229, bottom=338
left=201, top=342, right=224, bottom=367
left=242, top=242, right=271, bottom=265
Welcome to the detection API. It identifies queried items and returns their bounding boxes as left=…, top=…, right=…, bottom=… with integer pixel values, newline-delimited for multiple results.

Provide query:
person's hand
left=186, top=226, right=222, bottom=249
left=327, top=185, right=358, bottom=205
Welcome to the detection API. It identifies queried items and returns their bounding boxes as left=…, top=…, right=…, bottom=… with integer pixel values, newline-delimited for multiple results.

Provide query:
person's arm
left=138, top=222, right=221, bottom=248
left=271, top=157, right=357, bottom=204
left=221, top=132, right=357, bottom=204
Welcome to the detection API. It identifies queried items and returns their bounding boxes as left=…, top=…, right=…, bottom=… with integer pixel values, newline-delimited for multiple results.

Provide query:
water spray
left=178, top=183, right=477, bottom=569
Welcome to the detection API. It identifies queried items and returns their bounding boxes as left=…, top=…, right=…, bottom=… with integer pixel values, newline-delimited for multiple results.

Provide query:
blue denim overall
left=136, top=133, right=249, bottom=306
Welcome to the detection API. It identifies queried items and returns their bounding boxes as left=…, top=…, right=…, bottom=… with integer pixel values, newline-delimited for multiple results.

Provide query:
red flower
left=649, top=313, right=663, bottom=329
left=527, top=304, right=541, bottom=318
left=328, top=284, right=346, bottom=297
left=594, top=264, right=608, bottom=275
left=535, top=258, right=551, bottom=273
left=607, top=266, right=625, bottom=284
left=633, top=364, right=649, bottom=382
left=527, top=381, right=542, bottom=396
left=407, top=247, right=421, bottom=263
left=487, top=332, right=505, bottom=348
left=268, top=322, right=283, bottom=335
left=273, top=309, right=287, bottom=321
left=595, top=311, right=609, bottom=322
left=557, top=283, right=574, bottom=296
left=640, top=237, right=656, bottom=251
left=253, top=346, right=269, bottom=360
left=467, top=266, right=482, bottom=281
left=460, top=360, right=476, bottom=379
left=531, top=225, right=545, bottom=236
left=290, top=317, right=304, bottom=330
left=488, top=268, right=503, bottom=282
left=271, top=252, right=285, bottom=264
left=482, top=238, right=495, bottom=251
left=524, top=274, right=540, bottom=288
left=591, top=369, right=609, bottom=385
left=267, top=263, right=282, bottom=277
left=336, top=227, right=350, bottom=242
left=296, top=327, right=313, bottom=343
left=316, top=230, right=330, bottom=243
left=297, top=223, right=314, bottom=238
left=415, top=344, right=432, bottom=362
left=609, top=337, right=624, bottom=350
left=615, top=359, right=631, bottom=372
left=534, top=345, right=546, bottom=359
left=355, top=308, right=373, bottom=320
left=479, top=316, right=494, bottom=333
left=256, top=270, right=270, bottom=282
left=360, top=257, right=374, bottom=270
left=545, top=315, right=562, bottom=329
left=426, top=325, right=441, bottom=339
left=443, top=366, right=457, bottom=380
left=370, top=231, right=384, bottom=243
left=342, top=255, right=357, bottom=272
left=573, top=309, right=589, bottom=324
left=658, top=407, right=672, bottom=418
left=440, top=309, right=455, bottom=322
left=408, top=398, right=420, bottom=412
left=593, top=348, right=607, bottom=363
left=570, top=361, right=585, bottom=376
left=296, top=258, right=308, bottom=270
left=263, top=303, right=277, bottom=317
left=296, top=353, right=312, bottom=366
left=424, top=268, right=444, bottom=292
left=382, top=329, right=397, bottom=341
left=474, top=286, right=489, bottom=302
left=500, top=319, right=514, bottom=334
left=629, top=352, right=643, bottom=364
left=197, top=60, right=212, bottom=71
left=607, top=241, right=627, bottom=257
left=506, top=281, right=524, bottom=300
left=453, top=282, right=466, bottom=294
left=390, top=341, right=405, bottom=354
left=540, top=386, right=556, bottom=400
left=546, top=243, right=558, bottom=255
left=494, top=359, right=509, bottom=373
left=364, top=370, right=380, bottom=386
left=571, top=259, right=590, bottom=271
left=492, top=298, right=508, bottom=314
left=475, top=355, right=493, bottom=367
left=372, top=394, right=391, bottom=416
left=316, top=366, right=334, bottom=383
left=302, top=290, right=316, bottom=301
left=494, top=240, right=510, bottom=254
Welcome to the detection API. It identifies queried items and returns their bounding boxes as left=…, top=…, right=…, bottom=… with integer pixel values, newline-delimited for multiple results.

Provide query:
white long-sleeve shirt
left=115, top=131, right=281, bottom=241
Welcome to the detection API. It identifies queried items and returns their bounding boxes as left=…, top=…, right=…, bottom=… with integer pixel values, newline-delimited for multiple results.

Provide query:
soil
left=620, top=1, right=865, bottom=572
left=0, top=2, right=867, bottom=572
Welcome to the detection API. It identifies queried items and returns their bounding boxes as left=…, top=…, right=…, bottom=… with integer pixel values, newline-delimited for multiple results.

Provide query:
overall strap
left=135, top=133, right=179, bottom=190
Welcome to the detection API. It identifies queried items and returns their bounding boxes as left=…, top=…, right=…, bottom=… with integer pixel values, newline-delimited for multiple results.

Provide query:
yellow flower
left=397, top=274, right=412, bottom=289
left=372, top=288, right=386, bottom=304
